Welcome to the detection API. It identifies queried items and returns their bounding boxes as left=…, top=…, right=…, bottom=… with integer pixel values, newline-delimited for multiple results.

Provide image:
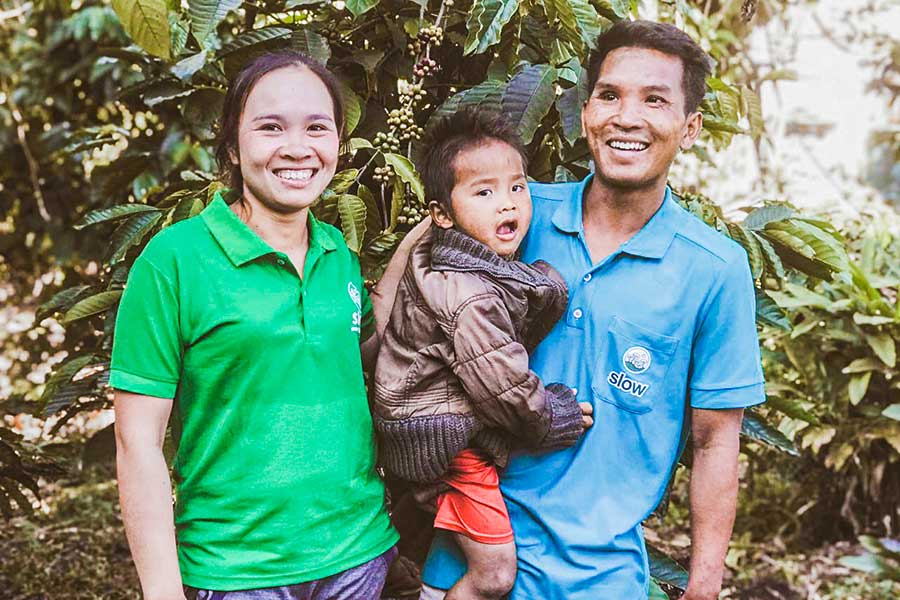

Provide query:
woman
left=111, top=51, right=416, bottom=599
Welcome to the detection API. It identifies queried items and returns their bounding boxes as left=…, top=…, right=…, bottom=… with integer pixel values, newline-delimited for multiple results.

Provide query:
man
left=418, top=20, right=765, bottom=600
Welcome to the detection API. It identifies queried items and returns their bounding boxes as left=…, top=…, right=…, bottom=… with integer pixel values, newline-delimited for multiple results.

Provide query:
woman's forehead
left=243, top=66, right=335, bottom=117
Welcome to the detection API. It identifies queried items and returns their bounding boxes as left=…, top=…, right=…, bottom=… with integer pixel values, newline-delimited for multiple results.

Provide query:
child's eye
left=512, top=184, right=525, bottom=192
left=476, top=189, right=493, bottom=197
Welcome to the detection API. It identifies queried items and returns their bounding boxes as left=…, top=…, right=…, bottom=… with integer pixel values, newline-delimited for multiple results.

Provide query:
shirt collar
left=201, top=192, right=335, bottom=267
left=550, top=175, right=678, bottom=260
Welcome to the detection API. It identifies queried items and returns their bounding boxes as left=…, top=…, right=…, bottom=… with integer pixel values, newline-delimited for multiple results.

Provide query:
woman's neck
left=231, top=197, right=310, bottom=256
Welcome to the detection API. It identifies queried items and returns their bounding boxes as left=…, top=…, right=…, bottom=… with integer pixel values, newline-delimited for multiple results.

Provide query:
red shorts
left=433, top=449, right=514, bottom=545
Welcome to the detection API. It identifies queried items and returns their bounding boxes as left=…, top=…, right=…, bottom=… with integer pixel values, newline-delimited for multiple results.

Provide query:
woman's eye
left=309, top=123, right=329, bottom=132
left=259, top=123, right=281, bottom=131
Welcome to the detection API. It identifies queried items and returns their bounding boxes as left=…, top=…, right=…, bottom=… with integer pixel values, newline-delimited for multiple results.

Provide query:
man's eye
left=599, top=91, right=617, bottom=101
left=647, top=96, right=667, bottom=105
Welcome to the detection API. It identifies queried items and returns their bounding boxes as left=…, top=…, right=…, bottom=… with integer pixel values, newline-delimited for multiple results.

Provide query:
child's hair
left=417, top=108, right=529, bottom=211
left=215, top=51, right=345, bottom=191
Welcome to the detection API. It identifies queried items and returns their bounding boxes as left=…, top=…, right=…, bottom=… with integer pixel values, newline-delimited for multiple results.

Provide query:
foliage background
left=1, top=0, right=898, bottom=597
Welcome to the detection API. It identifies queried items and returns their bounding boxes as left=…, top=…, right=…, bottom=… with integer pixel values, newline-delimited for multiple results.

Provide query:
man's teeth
left=276, top=169, right=314, bottom=181
left=609, top=141, right=648, bottom=151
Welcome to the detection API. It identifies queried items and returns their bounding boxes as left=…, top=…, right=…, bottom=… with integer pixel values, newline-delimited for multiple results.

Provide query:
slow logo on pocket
left=608, top=345, right=652, bottom=398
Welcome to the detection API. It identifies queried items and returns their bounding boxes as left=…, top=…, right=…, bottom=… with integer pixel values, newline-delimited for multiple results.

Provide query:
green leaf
left=568, top=0, right=601, bottom=46
left=648, top=579, right=669, bottom=600
left=848, top=371, right=872, bottom=406
left=765, top=394, right=820, bottom=425
left=556, top=68, right=587, bottom=145
left=727, top=223, right=763, bottom=279
left=853, top=313, right=896, bottom=326
left=111, top=0, right=171, bottom=59
left=594, top=0, right=630, bottom=20
left=218, top=27, right=292, bottom=58
left=183, top=87, right=226, bottom=140
left=761, top=69, right=799, bottom=82
left=753, top=232, right=785, bottom=280
left=741, top=86, right=764, bottom=140
left=39, top=354, right=95, bottom=409
left=761, top=219, right=849, bottom=279
left=543, top=0, right=585, bottom=49
left=107, top=211, right=164, bottom=264
left=188, top=0, right=241, bottom=44
left=348, top=138, right=373, bottom=152
left=62, top=291, right=122, bottom=324
left=430, top=80, right=505, bottom=123
left=45, top=375, right=101, bottom=416
left=172, top=196, right=205, bottom=222
left=864, top=331, right=896, bottom=367
left=74, top=203, right=160, bottom=230
left=842, top=357, right=884, bottom=374
left=345, top=0, right=379, bottom=18
left=757, top=290, right=790, bottom=330
left=291, top=29, right=330, bottom=65
left=37, top=285, right=93, bottom=321
left=741, top=410, right=799, bottom=455
left=338, top=194, right=367, bottom=253
left=648, top=544, right=688, bottom=590
left=742, top=205, right=795, bottom=230
left=882, top=405, right=900, bottom=421
left=172, top=50, right=208, bottom=80
left=463, top=0, right=520, bottom=55
left=140, top=79, right=192, bottom=106
left=340, top=83, right=363, bottom=135
left=383, top=153, right=424, bottom=203
left=502, top=64, right=558, bottom=144
left=328, top=168, right=359, bottom=195
left=703, top=115, right=746, bottom=135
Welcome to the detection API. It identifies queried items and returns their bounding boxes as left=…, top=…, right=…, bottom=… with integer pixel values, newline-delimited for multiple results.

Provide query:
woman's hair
left=586, top=20, right=712, bottom=115
left=416, top=107, right=529, bottom=211
left=215, top=51, right=345, bottom=191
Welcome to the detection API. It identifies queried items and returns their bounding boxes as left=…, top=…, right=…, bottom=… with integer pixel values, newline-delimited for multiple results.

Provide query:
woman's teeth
left=276, top=169, right=314, bottom=181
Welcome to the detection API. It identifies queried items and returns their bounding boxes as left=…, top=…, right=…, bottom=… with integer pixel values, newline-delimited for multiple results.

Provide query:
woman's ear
left=429, top=201, right=455, bottom=229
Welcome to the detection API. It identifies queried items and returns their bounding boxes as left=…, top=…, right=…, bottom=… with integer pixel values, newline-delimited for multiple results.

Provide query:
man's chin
left=593, top=170, right=661, bottom=192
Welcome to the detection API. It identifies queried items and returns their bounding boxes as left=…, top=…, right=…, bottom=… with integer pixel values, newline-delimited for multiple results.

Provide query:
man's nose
left=611, top=97, right=643, bottom=128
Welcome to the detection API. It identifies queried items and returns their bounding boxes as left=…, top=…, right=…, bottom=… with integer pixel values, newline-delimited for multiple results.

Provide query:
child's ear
left=429, top=201, right=454, bottom=229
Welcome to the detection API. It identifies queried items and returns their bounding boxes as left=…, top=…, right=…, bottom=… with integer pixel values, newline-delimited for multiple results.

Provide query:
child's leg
left=434, top=449, right=517, bottom=600
left=445, top=534, right=516, bottom=600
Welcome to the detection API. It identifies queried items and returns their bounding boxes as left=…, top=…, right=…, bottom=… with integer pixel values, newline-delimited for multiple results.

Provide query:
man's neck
left=580, top=176, right=668, bottom=264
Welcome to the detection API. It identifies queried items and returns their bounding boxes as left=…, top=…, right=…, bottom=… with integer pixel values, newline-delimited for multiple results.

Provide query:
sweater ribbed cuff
left=540, top=383, right=584, bottom=448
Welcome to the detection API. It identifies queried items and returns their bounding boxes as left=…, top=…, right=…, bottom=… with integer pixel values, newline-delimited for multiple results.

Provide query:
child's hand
left=579, top=402, right=594, bottom=429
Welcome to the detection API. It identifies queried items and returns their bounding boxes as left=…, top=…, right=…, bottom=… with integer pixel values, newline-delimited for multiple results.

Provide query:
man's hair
left=417, top=108, right=528, bottom=210
left=586, top=20, right=712, bottom=115
left=215, top=50, right=345, bottom=192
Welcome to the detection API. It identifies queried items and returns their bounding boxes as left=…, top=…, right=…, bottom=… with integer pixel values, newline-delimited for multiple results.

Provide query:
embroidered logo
left=348, top=282, right=362, bottom=334
left=622, top=346, right=651, bottom=374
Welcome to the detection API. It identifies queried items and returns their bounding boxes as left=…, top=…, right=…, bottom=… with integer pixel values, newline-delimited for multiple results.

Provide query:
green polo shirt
left=110, top=193, right=397, bottom=590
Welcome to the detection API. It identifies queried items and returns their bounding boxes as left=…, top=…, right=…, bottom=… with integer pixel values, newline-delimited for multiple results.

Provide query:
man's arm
left=360, top=218, right=431, bottom=368
left=682, top=407, right=744, bottom=600
left=115, top=391, right=185, bottom=600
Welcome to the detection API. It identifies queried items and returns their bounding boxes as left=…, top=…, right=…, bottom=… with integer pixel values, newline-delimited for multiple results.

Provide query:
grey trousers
left=185, top=546, right=398, bottom=600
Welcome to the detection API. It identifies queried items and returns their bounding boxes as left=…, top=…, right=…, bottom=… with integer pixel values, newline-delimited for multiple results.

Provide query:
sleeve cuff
left=109, top=368, right=177, bottom=399
left=690, top=381, right=766, bottom=409
left=539, top=383, right=584, bottom=448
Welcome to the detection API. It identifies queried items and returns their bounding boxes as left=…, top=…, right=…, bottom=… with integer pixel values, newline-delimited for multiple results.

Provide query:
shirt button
left=583, top=273, right=592, bottom=283
left=277, top=258, right=286, bottom=265
left=573, top=308, right=583, bottom=319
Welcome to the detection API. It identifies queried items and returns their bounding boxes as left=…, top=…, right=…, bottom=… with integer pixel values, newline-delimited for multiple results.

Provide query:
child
left=373, top=109, right=593, bottom=600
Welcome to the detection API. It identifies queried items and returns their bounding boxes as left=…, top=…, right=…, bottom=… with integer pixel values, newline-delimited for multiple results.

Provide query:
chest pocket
left=592, top=317, right=679, bottom=414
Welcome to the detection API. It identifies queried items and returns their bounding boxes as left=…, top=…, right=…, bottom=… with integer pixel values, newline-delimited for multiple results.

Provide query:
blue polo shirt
left=422, top=177, right=765, bottom=599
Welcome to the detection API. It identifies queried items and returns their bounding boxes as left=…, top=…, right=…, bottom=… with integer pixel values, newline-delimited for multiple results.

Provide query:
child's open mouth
left=496, top=219, right=519, bottom=241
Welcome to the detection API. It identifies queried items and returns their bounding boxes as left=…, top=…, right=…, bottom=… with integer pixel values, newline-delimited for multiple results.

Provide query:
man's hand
left=579, top=402, right=594, bottom=429
left=679, top=584, right=721, bottom=600
left=411, top=482, right=450, bottom=514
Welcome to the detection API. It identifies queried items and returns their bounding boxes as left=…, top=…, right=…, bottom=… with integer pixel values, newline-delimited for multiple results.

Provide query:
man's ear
left=429, top=200, right=454, bottom=229
left=680, top=111, right=703, bottom=151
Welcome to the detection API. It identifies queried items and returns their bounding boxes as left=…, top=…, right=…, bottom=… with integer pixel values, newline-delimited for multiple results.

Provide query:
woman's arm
left=360, top=218, right=432, bottom=368
left=114, top=391, right=186, bottom=600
